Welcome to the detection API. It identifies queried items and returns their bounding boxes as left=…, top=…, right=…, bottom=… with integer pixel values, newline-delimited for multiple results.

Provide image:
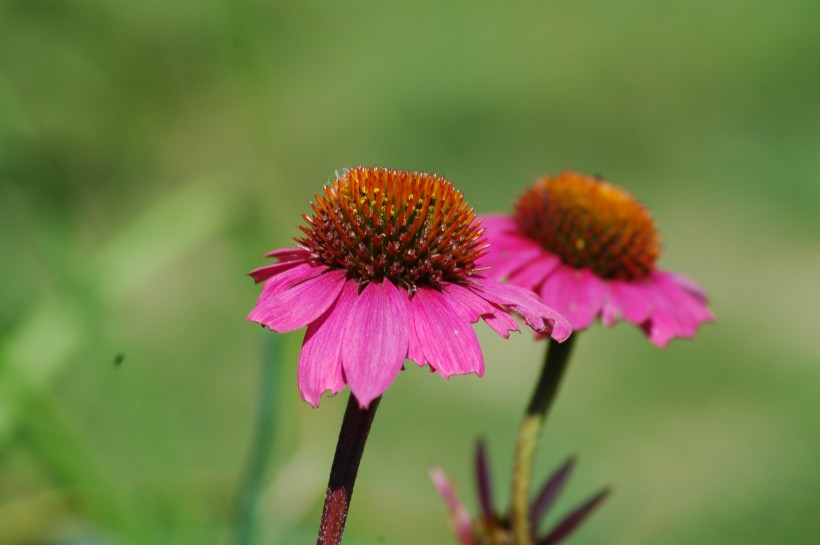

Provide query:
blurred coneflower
left=479, top=170, right=713, bottom=346
left=477, top=171, right=713, bottom=543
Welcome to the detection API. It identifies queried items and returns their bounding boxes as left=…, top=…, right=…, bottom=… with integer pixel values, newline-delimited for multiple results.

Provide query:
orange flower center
left=514, top=171, right=661, bottom=280
left=299, top=167, right=486, bottom=292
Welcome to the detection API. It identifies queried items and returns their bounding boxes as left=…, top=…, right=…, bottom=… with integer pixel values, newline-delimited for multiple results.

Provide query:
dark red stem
left=316, top=394, right=381, bottom=545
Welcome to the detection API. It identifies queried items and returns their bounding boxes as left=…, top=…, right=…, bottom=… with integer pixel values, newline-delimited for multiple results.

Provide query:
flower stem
left=316, top=394, right=381, bottom=545
left=511, top=335, right=576, bottom=545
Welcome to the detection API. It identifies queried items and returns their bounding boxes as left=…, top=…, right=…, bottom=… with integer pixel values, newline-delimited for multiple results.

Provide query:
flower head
left=480, top=171, right=713, bottom=347
left=248, top=167, right=572, bottom=408
left=431, top=441, right=609, bottom=545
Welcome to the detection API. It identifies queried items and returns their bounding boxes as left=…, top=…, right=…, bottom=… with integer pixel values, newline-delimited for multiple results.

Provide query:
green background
left=1, top=1, right=818, bottom=544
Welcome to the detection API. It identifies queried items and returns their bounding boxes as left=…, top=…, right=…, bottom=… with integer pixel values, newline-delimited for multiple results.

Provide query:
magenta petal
left=258, top=261, right=326, bottom=299
left=482, top=306, right=521, bottom=338
left=407, top=291, right=428, bottom=367
left=665, top=271, right=710, bottom=303
left=539, top=267, right=605, bottom=330
left=478, top=215, right=544, bottom=279
left=643, top=272, right=714, bottom=347
left=297, top=280, right=358, bottom=407
left=601, top=279, right=653, bottom=326
left=508, top=253, right=562, bottom=291
left=249, top=259, right=305, bottom=283
left=429, top=467, right=474, bottom=545
left=479, top=245, right=543, bottom=281
left=407, top=328, right=428, bottom=368
left=478, top=213, right=518, bottom=234
left=263, top=247, right=311, bottom=260
left=341, top=281, right=409, bottom=408
left=248, top=268, right=346, bottom=332
left=444, top=283, right=520, bottom=338
left=472, top=278, right=572, bottom=342
left=443, top=283, right=495, bottom=322
left=411, top=288, right=484, bottom=379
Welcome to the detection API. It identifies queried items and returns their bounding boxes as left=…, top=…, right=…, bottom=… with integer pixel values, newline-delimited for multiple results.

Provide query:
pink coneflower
left=248, top=167, right=571, bottom=409
left=480, top=171, right=713, bottom=347
left=478, top=171, right=713, bottom=543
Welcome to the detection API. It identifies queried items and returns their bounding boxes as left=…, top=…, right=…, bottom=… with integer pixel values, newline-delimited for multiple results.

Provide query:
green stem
left=511, top=335, right=577, bottom=545
left=235, top=337, right=280, bottom=545
left=316, top=394, right=381, bottom=545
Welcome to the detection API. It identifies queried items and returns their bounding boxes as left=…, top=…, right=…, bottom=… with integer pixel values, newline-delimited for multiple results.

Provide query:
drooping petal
left=601, top=278, right=653, bottom=327
left=404, top=288, right=427, bottom=367
left=258, top=261, right=326, bottom=299
left=248, top=268, right=346, bottom=332
left=442, top=282, right=494, bottom=323
left=642, top=272, right=714, bottom=347
left=508, top=253, right=562, bottom=291
left=481, top=306, right=522, bottom=338
left=429, top=467, right=474, bottom=545
left=478, top=215, right=544, bottom=279
left=472, top=277, right=572, bottom=342
left=482, top=247, right=543, bottom=281
left=249, top=259, right=306, bottom=284
left=538, top=266, right=606, bottom=331
left=406, top=324, right=428, bottom=368
left=297, top=280, right=358, bottom=407
left=444, top=283, right=520, bottom=338
left=665, top=271, right=710, bottom=303
left=341, top=280, right=409, bottom=409
left=411, top=288, right=484, bottom=379
left=263, top=247, right=311, bottom=260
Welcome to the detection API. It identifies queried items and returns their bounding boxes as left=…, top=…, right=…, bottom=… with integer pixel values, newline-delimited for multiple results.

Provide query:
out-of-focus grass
left=1, top=0, right=819, bottom=544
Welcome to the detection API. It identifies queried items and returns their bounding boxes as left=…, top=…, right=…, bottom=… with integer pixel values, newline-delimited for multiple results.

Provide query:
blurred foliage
left=1, top=0, right=819, bottom=544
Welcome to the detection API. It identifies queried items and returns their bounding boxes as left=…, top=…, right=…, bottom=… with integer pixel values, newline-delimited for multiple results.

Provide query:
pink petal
left=478, top=215, right=534, bottom=252
left=429, top=467, right=474, bottom=545
left=478, top=213, right=517, bottom=234
left=444, top=283, right=520, bottom=338
left=263, top=247, right=311, bottom=260
left=538, top=266, right=606, bottom=331
left=472, top=277, right=572, bottom=342
left=249, top=259, right=305, bottom=283
left=508, top=252, right=562, bottom=291
left=601, top=278, right=653, bottom=327
left=643, top=272, right=714, bottom=347
left=297, top=280, right=358, bottom=407
left=407, top=328, right=428, bottom=368
left=407, top=290, right=428, bottom=367
left=665, top=271, right=710, bottom=303
left=341, top=280, right=410, bottom=409
left=481, top=306, right=522, bottom=338
left=259, top=261, right=326, bottom=299
left=248, top=268, right=346, bottom=332
left=479, top=245, right=543, bottom=281
left=477, top=215, right=544, bottom=279
left=443, top=283, right=496, bottom=323
left=411, top=288, right=484, bottom=378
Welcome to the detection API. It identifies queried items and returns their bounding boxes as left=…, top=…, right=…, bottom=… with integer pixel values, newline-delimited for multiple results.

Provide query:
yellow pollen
left=575, top=238, right=586, bottom=250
